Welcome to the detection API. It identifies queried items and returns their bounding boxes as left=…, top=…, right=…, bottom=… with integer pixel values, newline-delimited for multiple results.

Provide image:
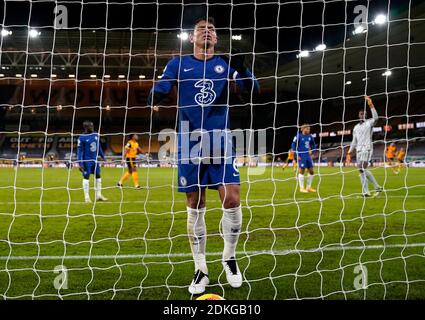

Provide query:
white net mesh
left=0, top=0, right=425, bottom=300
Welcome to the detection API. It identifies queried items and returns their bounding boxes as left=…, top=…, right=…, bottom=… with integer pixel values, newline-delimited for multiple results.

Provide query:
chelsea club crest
left=214, top=65, right=224, bottom=74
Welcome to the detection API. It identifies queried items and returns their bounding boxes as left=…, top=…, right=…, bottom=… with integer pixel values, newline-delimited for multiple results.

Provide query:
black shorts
left=398, top=159, right=404, bottom=163
left=287, top=159, right=295, bottom=164
left=126, top=157, right=136, bottom=171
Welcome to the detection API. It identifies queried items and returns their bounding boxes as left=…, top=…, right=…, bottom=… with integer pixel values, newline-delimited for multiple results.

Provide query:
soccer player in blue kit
left=292, top=124, right=317, bottom=193
left=77, top=121, right=108, bottom=203
left=148, top=17, right=259, bottom=294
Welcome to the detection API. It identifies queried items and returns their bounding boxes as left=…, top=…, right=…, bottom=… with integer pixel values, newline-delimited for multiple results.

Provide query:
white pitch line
left=2, top=194, right=424, bottom=205
left=1, top=243, right=424, bottom=261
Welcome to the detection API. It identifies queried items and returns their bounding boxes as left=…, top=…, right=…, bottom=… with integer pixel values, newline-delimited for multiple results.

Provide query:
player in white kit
left=348, top=96, right=383, bottom=197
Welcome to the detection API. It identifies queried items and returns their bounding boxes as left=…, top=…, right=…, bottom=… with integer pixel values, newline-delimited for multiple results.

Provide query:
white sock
left=187, top=207, right=208, bottom=274
left=83, top=179, right=90, bottom=199
left=307, top=174, right=314, bottom=189
left=365, top=170, right=379, bottom=189
left=360, top=171, right=368, bottom=194
left=95, top=178, right=102, bottom=198
left=221, top=206, right=242, bottom=261
left=298, top=174, right=305, bottom=190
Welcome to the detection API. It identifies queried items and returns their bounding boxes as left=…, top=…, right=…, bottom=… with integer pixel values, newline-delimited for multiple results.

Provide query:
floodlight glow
left=315, top=44, right=326, bottom=51
left=68, top=74, right=75, bottom=78
left=30, top=74, right=37, bottom=78
left=104, top=75, right=110, bottom=78
left=157, top=75, right=163, bottom=79
left=345, top=80, right=352, bottom=85
left=139, top=75, right=146, bottom=79
left=382, top=70, right=392, bottom=76
left=1, top=29, right=12, bottom=37
left=90, top=74, right=97, bottom=78
left=177, top=32, right=189, bottom=40
left=51, top=74, right=57, bottom=78
left=15, top=74, right=22, bottom=78
left=353, top=25, right=366, bottom=35
left=118, top=75, right=125, bottom=79
left=29, top=29, right=40, bottom=38
left=0, top=74, right=4, bottom=77
left=232, top=35, right=242, bottom=41
left=374, top=14, right=387, bottom=25
left=296, top=50, right=310, bottom=58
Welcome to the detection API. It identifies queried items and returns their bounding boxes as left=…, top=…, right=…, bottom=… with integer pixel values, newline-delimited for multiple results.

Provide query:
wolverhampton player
left=395, top=147, right=406, bottom=174
left=117, top=134, right=143, bottom=188
left=282, top=149, right=297, bottom=172
left=386, top=143, right=398, bottom=174
left=345, top=149, right=352, bottom=166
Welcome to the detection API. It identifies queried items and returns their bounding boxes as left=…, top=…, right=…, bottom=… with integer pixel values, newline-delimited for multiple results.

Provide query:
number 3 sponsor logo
left=90, top=141, right=97, bottom=152
left=194, top=79, right=216, bottom=106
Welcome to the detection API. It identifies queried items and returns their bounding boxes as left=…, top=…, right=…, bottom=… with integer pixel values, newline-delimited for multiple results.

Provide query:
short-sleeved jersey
left=151, top=55, right=259, bottom=161
left=397, top=150, right=406, bottom=161
left=125, top=140, right=139, bottom=158
left=387, top=145, right=397, bottom=158
left=292, top=133, right=316, bottom=158
left=288, top=150, right=294, bottom=160
left=346, top=152, right=352, bottom=163
left=77, top=133, right=104, bottom=164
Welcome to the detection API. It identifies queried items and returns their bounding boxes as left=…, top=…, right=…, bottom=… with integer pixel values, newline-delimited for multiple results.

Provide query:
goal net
left=0, top=0, right=425, bottom=300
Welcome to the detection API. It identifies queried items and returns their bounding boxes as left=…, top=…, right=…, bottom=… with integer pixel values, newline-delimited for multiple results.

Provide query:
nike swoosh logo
left=183, top=68, right=193, bottom=72
left=233, top=173, right=239, bottom=177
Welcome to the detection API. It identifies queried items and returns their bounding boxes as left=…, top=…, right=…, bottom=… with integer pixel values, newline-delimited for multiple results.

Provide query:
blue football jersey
left=77, top=133, right=105, bottom=163
left=292, top=133, right=316, bottom=158
left=151, top=55, right=259, bottom=160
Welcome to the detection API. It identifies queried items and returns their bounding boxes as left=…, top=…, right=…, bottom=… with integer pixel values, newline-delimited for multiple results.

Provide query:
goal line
left=1, top=242, right=424, bottom=261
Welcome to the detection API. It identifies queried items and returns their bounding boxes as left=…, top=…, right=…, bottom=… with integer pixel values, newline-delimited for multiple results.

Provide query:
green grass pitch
left=0, top=165, right=424, bottom=300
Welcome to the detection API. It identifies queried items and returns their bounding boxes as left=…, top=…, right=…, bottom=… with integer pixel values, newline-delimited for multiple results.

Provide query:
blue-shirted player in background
left=77, top=120, right=108, bottom=203
left=292, top=124, right=317, bottom=193
left=148, top=16, right=259, bottom=295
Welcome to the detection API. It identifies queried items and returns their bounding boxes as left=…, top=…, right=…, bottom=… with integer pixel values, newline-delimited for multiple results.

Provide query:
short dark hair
left=194, top=16, right=216, bottom=28
left=83, top=120, right=93, bottom=127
